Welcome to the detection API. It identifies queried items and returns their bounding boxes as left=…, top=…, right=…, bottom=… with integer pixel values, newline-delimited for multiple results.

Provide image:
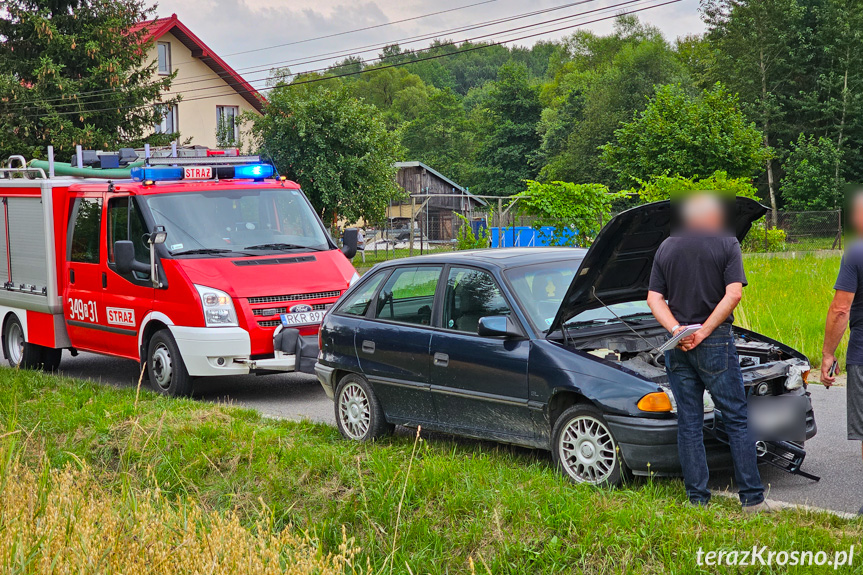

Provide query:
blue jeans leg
left=666, top=347, right=711, bottom=504
left=694, top=333, right=764, bottom=506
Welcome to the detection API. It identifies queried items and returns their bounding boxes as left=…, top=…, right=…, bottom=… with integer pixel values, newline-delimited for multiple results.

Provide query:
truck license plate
left=280, top=311, right=324, bottom=327
left=183, top=166, right=213, bottom=179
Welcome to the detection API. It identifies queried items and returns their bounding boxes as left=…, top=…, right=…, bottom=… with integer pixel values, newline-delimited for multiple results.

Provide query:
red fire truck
left=0, top=151, right=359, bottom=396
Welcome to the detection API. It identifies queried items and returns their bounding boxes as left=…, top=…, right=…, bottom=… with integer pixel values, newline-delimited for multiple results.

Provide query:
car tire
left=552, top=404, right=627, bottom=486
left=2, top=315, right=61, bottom=371
left=334, top=373, right=393, bottom=441
left=147, top=329, right=193, bottom=397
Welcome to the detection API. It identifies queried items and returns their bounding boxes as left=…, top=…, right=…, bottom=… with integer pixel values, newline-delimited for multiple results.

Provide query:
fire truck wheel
left=147, top=329, right=193, bottom=397
left=2, top=315, right=53, bottom=370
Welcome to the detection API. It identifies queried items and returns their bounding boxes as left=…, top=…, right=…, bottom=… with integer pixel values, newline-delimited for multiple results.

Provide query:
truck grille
left=247, top=290, right=341, bottom=304
left=253, top=303, right=329, bottom=317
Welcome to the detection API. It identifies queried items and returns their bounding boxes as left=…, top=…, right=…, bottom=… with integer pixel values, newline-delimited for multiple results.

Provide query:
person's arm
left=821, top=290, right=854, bottom=386
left=647, top=290, right=685, bottom=335
left=680, top=282, right=743, bottom=351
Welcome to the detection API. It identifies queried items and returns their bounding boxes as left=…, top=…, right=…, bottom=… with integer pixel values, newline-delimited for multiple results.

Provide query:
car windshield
left=143, top=188, right=330, bottom=255
left=505, top=259, right=656, bottom=332
left=505, top=260, right=580, bottom=332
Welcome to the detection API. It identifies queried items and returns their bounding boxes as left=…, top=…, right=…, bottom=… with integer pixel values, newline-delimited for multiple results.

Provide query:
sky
left=156, top=0, right=704, bottom=91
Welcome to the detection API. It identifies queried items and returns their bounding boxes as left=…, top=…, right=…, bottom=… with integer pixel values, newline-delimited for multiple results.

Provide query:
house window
left=157, top=42, right=171, bottom=74
left=155, top=104, right=178, bottom=134
left=216, top=105, right=240, bottom=146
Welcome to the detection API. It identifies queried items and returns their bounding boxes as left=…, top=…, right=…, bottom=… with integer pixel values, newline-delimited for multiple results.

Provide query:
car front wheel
left=552, top=404, right=625, bottom=486
left=334, top=374, right=392, bottom=441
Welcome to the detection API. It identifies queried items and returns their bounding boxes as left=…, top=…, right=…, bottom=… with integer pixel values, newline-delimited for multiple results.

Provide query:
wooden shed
left=391, top=161, right=486, bottom=241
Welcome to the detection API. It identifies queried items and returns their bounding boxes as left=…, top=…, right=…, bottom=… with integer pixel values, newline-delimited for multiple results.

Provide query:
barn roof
left=395, top=161, right=487, bottom=206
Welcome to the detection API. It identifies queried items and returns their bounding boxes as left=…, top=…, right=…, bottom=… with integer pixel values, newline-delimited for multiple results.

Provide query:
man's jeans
left=665, top=324, right=764, bottom=506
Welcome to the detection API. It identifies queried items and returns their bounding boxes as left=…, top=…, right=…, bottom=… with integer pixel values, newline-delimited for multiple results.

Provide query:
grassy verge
left=2, top=369, right=861, bottom=573
left=738, top=253, right=845, bottom=368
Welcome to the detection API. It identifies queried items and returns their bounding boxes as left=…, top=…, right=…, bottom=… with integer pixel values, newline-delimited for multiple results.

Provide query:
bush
left=454, top=213, right=490, bottom=250
left=513, top=180, right=625, bottom=247
left=628, top=171, right=758, bottom=202
left=742, top=220, right=787, bottom=252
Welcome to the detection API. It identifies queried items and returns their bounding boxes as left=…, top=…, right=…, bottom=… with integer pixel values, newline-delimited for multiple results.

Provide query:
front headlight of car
left=194, top=284, right=238, bottom=327
left=785, top=361, right=809, bottom=390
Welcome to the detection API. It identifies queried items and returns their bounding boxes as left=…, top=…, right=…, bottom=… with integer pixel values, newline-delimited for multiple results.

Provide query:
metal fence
left=350, top=196, right=843, bottom=266
left=765, top=210, right=843, bottom=251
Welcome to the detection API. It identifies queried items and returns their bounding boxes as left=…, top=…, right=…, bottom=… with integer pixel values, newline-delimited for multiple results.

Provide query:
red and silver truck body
left=0, top=153, right=358, bottom=395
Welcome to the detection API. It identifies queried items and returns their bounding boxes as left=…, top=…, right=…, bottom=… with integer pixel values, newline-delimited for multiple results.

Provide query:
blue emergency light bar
left=130, top=162, right=275, bottom=182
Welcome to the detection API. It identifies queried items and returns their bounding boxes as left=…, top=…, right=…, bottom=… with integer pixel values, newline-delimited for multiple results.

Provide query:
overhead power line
left=10, top=0, right=606, bottom=110
left=14, top=0, right=684, bottom=121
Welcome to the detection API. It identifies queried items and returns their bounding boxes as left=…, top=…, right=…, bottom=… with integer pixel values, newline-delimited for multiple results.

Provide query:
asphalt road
left=57, top=351, right=862, bottom=515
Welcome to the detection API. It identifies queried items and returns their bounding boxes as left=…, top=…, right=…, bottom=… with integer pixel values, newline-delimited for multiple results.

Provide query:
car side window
left=374, top=266, right=442, bottom=326
left=443, top=267, right=511, bottom=334
left=106, top=197, right=151, bottom=279
left=337, top=271, right=386, bottom=316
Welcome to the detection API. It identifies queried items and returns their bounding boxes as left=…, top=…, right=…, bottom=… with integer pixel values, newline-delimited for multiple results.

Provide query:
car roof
left=375, top=247, right=587, bottom=270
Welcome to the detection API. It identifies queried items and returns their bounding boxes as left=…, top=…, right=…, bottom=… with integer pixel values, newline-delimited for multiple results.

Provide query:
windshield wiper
left=562, top=319, right=607, bottom=329
left=172, top=248, right=235, bottom=256
left=243, top=243, right=321, bottom=251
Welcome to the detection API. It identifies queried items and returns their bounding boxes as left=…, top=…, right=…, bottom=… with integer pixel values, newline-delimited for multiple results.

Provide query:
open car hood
left=547, top=196, right=767, bottom=334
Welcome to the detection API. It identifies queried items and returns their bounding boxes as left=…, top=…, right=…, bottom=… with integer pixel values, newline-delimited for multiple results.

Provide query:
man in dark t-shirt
left=647, top=193, right=767, bottom=512
left=822, top=194, right=863, bottom=515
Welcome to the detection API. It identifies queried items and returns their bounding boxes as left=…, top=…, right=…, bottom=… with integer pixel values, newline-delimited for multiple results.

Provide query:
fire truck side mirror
left=114, top=241, right=150, bottom=275
left=341, top=228, right=358, bottom=260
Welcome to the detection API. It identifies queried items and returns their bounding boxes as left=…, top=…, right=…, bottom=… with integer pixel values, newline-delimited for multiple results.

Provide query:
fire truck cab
left=0, top=152, right=358, bottom=396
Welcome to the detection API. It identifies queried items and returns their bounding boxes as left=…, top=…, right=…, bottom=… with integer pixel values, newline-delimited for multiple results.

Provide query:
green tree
left=701, top=0, right=807, bottom=219
left=538, top=17, right=683, bottom=186
left=780, top=133, right=844, bottom=210
left=601, top=83, right=768, bottom=185
left=513, top=180, right=625, bottom=247
left=349, top=67, right=431, bottom=128
left=473, top=62, right=542, bottom=195
left=251, top=84, right=403, bottom=223
left=401, top=88, right=474, bottom=184
left=0, top=0, right=176, bottom=159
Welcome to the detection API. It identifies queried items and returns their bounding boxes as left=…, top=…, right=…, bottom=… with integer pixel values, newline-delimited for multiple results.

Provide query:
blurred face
left=854, top=195, right=863, bottom=236
left=682, top=194, right=724, bottom=232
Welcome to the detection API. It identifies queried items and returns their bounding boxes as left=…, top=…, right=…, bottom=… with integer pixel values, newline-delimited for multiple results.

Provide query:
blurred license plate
left=280, top=311, right=324, bottom=327
left=183, top=166, right=213, bottom=179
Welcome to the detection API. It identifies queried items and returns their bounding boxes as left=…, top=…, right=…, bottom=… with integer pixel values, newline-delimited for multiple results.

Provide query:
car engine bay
left=565, top=325, right=810, bottom=395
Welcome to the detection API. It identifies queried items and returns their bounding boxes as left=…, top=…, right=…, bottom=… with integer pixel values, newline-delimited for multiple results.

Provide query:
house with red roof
left=131, top=14, right=264, bottom=148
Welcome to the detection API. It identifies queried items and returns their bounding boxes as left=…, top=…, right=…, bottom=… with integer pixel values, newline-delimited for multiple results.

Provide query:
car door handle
left=434, top=352, right=449, bottom=367
left=361, top=340, right=375, bottom=354
left=69, top=268, right=75, bottom=284
left=102, top=272, right=107, bottom=288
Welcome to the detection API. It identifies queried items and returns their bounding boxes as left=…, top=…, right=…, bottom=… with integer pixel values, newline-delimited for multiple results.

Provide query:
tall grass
left=738, top=254, right=846, bottom=367
left=0, top=441, right=359, bottom=574
left=2, top=369, right=862, bottom=573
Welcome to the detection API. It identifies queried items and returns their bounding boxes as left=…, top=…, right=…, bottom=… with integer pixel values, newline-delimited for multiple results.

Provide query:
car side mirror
left=341, top=227, right=358, bottom=259
left=477, top=316, right=522, bottom=338
left=114, top=240, right=150, bottom=275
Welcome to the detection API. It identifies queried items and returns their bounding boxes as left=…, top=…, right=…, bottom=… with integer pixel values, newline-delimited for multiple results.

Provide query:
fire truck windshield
left=143, top=188, right=330, bottom=256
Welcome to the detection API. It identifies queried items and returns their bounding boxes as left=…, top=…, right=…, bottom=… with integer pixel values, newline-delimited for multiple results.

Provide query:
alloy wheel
left=339, top=382, right=371, bottom=440
left=558, top=415, right=617, bottom=484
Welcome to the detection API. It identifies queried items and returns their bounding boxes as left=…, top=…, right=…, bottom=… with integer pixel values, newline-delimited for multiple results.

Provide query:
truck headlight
left=349, top=272, right=360, bottom=287
left=194, top=285, right=238, bottom=327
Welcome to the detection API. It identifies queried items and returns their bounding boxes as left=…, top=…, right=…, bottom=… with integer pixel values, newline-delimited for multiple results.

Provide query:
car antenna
left=591, top=286, right=660, bottom=353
